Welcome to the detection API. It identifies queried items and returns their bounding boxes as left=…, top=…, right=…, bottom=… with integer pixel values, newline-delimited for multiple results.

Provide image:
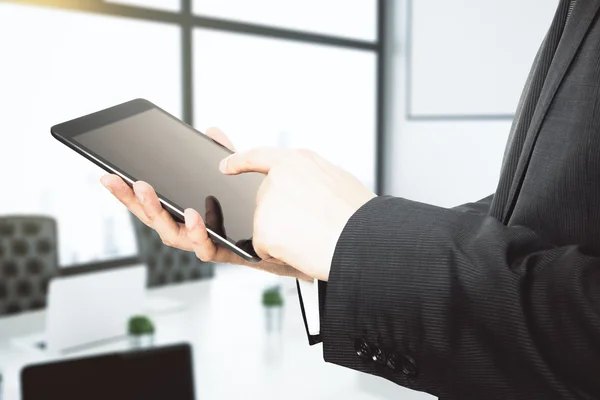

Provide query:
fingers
left=132, top=181, right=192, bottom=250
left=184, top=208, right=240, bottom=264
left=205, top=127, right=236, bottom=152
left=184, top=208, right=218, bottom=261
left=102, top=174, right=311, bottom=279
left=219, top=148, right=294, bottom=175
left=101, top=174, right=150, bottom=225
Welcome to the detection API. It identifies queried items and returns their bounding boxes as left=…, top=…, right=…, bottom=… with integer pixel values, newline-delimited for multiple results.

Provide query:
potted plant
left=127, top=315, right=155, bottom=348
left=262, top=286, right=284, bottom=332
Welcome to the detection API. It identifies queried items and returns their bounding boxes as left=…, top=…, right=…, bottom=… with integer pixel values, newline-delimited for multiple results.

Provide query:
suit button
left=372, top=347, right=386, bottom=364
left=354, top=338, right=373, bottom=360
left=386, top=352, right=398, bottom=371
left=401, top=355, right=418, bottom=378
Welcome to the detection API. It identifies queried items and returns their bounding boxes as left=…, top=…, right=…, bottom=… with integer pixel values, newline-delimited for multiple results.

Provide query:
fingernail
left=100, top=176, right=113, bottom=193
left=219, top=157, right=229, bottom=173
left=135, top=190, right=145, bottom=203
left=184, top=209, right=196, bottom=229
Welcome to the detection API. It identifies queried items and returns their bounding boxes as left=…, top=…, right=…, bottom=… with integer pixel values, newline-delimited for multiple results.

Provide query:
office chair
left=0, top=216, right=59, bottom=316
left=130, top=217, right=214, bottom=287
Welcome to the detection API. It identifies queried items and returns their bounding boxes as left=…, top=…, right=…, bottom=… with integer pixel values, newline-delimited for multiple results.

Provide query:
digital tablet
left=51, top=98, right=263, bottom=262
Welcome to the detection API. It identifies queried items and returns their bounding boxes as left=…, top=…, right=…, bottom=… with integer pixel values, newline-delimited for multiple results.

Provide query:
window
left=0, top=3, right=181, bottom=265
left=193, top=30, right=376, bottom=188
left=193, top=0, right=377, bottom=41
left=1, top=0, right=382, bottom=266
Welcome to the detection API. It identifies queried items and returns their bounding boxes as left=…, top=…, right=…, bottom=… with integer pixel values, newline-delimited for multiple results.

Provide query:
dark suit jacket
left=300, top=1, right=600, bottom=399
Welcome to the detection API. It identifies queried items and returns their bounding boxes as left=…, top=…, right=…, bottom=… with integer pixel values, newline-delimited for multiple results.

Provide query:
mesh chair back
left=131, top=217, right=214, bottom=287
left=0, top=216, right=59, bottom=316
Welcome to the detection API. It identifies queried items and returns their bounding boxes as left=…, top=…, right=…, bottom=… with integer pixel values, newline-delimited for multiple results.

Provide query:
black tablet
left=21, top=343, right=195, bottom=400
left=51, top=98, right=263, bottom=262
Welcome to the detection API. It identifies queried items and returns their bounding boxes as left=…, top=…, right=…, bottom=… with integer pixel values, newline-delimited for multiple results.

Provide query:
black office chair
left=0, top=216, right=59, bottom=316
left=130, top=217, right=214, bottom=287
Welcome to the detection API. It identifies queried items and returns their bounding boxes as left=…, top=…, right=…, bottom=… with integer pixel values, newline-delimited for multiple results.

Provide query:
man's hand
left=100, top=127, right=311, bottom=281
left=220, top=148, right=376, bottom=281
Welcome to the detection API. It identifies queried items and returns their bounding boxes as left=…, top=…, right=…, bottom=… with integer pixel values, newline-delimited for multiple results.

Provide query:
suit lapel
left=502, top=0, right=600, bottom=224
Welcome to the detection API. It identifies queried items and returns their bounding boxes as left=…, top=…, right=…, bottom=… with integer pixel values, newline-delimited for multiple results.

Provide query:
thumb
left=219, top=148, right=293, bottom=175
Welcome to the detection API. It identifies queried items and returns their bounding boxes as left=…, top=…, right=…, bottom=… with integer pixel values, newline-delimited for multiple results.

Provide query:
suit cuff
left=320, top=196, right=430, bottom=391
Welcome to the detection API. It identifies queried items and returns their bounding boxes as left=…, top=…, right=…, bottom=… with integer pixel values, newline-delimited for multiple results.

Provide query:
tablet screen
left=71, top=107, right=264, bottom=251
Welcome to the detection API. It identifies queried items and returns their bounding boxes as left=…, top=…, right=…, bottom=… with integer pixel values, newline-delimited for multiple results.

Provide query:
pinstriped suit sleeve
left=451, top=193, right=494, bottom=215
left=297, top=194, right=495, bottom=345
left=320, top=195, right=600, bottom=399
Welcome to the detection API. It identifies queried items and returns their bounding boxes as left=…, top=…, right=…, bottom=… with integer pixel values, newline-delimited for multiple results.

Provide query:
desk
left=0, top=266, right=418, bottom=400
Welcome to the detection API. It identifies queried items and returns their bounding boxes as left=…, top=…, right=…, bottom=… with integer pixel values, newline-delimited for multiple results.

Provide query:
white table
left=0, top=266, right=418, bottom=400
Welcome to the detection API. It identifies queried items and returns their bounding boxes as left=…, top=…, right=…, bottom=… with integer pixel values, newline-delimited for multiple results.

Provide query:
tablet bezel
left=50, top=98, right=260, bottom=262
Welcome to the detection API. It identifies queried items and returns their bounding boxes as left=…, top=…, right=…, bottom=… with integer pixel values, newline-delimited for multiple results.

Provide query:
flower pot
left=129, top=333, right=155, bottom=348
left=264, top=305, right=283, bottom=333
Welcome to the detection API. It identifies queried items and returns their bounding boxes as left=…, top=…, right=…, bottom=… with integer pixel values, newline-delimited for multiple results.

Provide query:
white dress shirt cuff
left=297, top=278, right=321, bottom=336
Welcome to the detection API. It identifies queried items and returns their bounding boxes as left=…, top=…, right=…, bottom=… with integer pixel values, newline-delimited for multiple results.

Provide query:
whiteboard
left=409, top=0, right=559, bottom=117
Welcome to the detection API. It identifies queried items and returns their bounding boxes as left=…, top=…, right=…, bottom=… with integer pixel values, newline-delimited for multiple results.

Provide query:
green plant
left=128, top=315, right=155, bottom=336
left=262, top=286, right=284, bottom=307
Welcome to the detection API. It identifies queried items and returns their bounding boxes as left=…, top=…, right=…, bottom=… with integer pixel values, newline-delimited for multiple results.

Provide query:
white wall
left=409, top=0, right=555, bottom=116
left=384, top=0, right=558, bottom=208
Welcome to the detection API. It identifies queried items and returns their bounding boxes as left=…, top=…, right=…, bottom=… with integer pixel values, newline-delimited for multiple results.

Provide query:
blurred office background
left=0, top=0, right=557, bottom=399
